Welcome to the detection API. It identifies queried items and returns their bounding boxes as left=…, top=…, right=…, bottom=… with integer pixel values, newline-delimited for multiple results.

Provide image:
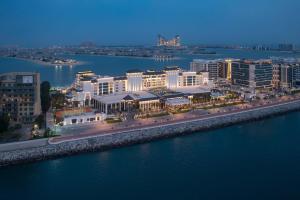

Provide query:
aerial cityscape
left=1, top=0, right=300, bottom=199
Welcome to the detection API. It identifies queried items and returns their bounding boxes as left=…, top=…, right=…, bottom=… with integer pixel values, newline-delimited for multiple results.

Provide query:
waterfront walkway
left=49, top=96, right=300, bottom=144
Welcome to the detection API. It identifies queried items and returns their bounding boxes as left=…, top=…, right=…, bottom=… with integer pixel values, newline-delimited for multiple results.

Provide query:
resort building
left=179, top=71, right=209, bottom=87
left=92, top=91, right=161, bottom=114
left=165, top=66, right=181, bottom=88
left=0, top=72, right=41, bottom=123
left=69, top=67, right=211, bottom=114
left=55, top=107, right=106, bottom=126
left=71, top=66, right=210, bottom=106
left=74, top=71, right=96, bottom=88
left=157, top=34, right=181, bottom=47
left=62, top=111, right=106, bottom=126
left=126, top=69, right=143, bottom=92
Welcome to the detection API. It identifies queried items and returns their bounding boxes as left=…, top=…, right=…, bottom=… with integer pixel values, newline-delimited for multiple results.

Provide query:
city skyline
left=1, top=0, right=300, bottom=47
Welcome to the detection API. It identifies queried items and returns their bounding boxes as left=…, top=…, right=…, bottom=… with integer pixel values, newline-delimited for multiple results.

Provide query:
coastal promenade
left=0, top=139, right=48, bottom=152
left=49, top=97, right=299, bottom=144
left=1, top=97, right=300, bottom=166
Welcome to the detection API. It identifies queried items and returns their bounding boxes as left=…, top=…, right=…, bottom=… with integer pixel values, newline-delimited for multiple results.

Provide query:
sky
left=0, top=0, right=299, bottom=47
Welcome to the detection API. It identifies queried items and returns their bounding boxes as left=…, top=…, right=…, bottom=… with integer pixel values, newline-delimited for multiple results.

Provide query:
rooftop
left=93, top=91, right=159, bottom=104
left=76, top=71, right=94, bottom=75
left=164, top=66, right=180, bottom=71
left=114, top=76, right=127, bottom=81
left=126, top=69, right=143, bottom=74
left=0, top=72, right=38, bottom=82
left=143, top=71, right=165, bottom=76
left=165, top=97, right=190, bottom=106
left=240, top=59, right=272, bottom=65
left=192, top=59, right=222, bottom=64
left=173, top=86, right=211, bottom=95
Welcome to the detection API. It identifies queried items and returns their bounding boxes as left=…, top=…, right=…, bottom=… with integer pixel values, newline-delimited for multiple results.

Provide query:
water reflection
left=52, top=65, right=75, bottom=87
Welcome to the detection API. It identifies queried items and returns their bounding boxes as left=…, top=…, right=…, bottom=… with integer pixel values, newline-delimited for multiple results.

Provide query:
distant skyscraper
left=278, top=44, right=294, bottom=51
left=157, top=34, right=181, bottom=47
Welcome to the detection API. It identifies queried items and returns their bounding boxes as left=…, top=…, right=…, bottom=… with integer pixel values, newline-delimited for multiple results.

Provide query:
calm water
left=0, top=112, right=300, bottom=199
left=1, top=49, right=300, bottom=199
left=0, top=48, right=299, bottom=87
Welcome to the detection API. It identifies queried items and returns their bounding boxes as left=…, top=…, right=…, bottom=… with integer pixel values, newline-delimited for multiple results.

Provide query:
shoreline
left=1, top=56, right=86, bottom=67
left=1, top=98, right=300, bottom=167
left=48, top=98, right=299, bottom=144
left=72, top=53, right=183, bottom=61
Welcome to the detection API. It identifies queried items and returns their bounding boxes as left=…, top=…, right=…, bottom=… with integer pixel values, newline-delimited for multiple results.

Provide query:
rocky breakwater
left=1, top=99, right=300, bottom=167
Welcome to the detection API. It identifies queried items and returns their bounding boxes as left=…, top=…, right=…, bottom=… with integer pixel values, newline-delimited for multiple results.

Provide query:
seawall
left=1, top=99, right=300, bottom=167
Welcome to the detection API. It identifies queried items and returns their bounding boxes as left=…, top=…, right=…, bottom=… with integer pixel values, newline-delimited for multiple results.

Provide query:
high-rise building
left=272, top=64, right=281, bottom=89
left=217, top=59, right=239, bottom=81
left=231, top=61, right=250, bottom=87
left=0, top=72, right=41, bottom=123
left=231, top=60, right=273, bottom=89
left=218, top=62, right=227, bottom=80
left=293, top=64, right=300, bottom=86
left=280, top=65, right=293, bottom=88
left=190, top=59, right=220, bottom=81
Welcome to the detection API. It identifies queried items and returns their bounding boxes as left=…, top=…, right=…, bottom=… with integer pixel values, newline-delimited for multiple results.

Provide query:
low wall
left=0, top=139, right=48, bottom=152
left=1, top=100, right=300, bottom=167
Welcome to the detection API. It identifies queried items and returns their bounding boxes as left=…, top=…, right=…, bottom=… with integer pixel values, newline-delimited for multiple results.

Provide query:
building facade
left=72, top=67, right=210, bottom=105
left=157, top=35, right=181, bottom=47
left=190, top=59, right=220, bottom=81
left=280, top=64, right=300, bottom=88
left=272, top=64, right=281, bottom=89
left=0, top=72, right=41, bottom=123
left=231, top=60, right=273, bottom=89
left=71, top=67, right=211, bottom=114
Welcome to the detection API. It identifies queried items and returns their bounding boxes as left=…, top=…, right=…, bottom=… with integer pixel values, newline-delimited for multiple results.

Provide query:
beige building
left=72, top=67, right=211, bottom=108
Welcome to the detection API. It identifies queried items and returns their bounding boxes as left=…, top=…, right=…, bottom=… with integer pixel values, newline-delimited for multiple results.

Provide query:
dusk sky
left=0, top=0, right=299, bottom=47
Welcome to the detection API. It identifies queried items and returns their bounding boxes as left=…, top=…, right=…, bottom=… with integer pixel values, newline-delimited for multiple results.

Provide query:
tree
left=34, top=114, right=44, bottom=129
left=40, top=81, right=51, bottom=129
left=40, top=81, right=51, bottom=114
left=0, top=113, right=10, bottom=133
left=51, top=93, right=65, bottom=109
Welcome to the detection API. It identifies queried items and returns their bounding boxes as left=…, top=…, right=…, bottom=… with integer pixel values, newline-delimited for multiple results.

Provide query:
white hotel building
left=70, top=67, right=210, bottom=114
